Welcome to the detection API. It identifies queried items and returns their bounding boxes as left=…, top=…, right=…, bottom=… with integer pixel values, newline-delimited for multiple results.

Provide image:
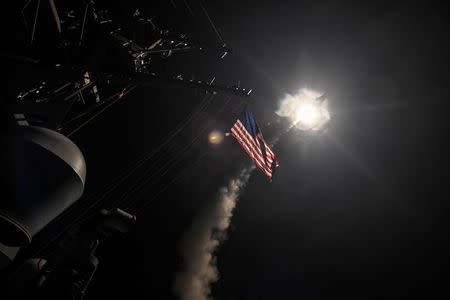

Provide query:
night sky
left=3, top=0, right=450, bottom=299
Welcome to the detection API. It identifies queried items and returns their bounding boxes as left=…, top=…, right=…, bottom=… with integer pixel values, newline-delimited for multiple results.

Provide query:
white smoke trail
left=173, top=88, right=310, bottom=299
left=173, top=87, right=330, bottom=300
left=173, top=167, right=253, bottom=300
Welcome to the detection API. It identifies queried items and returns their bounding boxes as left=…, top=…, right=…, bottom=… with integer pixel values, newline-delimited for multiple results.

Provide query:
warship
left=0, top=1, right=251, bottom=298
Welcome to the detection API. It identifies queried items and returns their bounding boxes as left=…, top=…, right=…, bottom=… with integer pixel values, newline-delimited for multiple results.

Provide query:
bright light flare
left=208, top=130, right=224, bottom=145
left=295, top=102, right=320, bottom=127
left=276, top=88, right=330, bottom=131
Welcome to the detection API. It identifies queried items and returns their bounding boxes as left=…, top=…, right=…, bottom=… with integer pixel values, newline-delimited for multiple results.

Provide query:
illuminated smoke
left=174, top=167, right=253, bottom=300
left=276, top=88, right=330, bottom=131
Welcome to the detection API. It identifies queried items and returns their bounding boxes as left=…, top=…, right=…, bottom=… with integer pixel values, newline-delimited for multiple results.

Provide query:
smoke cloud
left=173, top=167, right=253, bottom=300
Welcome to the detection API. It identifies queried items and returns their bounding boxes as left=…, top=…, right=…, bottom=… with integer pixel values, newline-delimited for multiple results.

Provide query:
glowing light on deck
left=208, top=130, right=224, bottom=145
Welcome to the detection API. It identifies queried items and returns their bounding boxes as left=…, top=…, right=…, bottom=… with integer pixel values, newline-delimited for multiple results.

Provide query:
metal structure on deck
left=1, top=1, right=251, bottom=298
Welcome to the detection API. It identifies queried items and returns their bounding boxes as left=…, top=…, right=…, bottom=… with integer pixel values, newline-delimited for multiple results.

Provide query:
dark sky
left=82, top=1, right=450, bottom=299
left=3, top=0, right=450, bottom=299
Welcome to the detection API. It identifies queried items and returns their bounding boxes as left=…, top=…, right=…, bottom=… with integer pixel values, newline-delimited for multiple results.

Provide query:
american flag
left=231, top=106, right=279, bottom=181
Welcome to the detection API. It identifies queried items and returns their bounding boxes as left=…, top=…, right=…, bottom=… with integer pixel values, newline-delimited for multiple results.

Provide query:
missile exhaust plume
left=276, top=87, right=330, bottom=131
left=173, top=167, right=253, bottom=300
left=174, top=92, right=301, bottom=299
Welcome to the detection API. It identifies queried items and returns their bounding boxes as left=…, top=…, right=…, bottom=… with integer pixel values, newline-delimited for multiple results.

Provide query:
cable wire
left=67, top=85, right=138, bottom=137
left=60, top=93, right=214, bottom=229
left=120, top=97, right=231, bottom=211
left=132, top=150, right=209, bottom=214
left=199, top=1, right=224, bottom=44
left=102, top=93, right=213, bottom=208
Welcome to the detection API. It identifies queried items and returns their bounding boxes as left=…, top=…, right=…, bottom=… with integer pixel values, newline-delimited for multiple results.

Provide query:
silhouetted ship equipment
left=1, top=1, right=251, bottom=298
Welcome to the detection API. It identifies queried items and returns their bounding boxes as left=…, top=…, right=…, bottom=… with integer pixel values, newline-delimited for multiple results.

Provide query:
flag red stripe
left=231, top=125, right=272, bottom=171
left=231, top=129, right=273, bottom=177
left=236, top=122, right=275, bottom=163
left=230, top=118, right=278, bottom=180
left=231, top=135, right=272, bottom=178
left=233, top=122, right=275, bottom=168
left=231, top=139, right=272, bottom=179
left=234, top=121, right=275, bottom=162
left=231, top=128, right=272, bottom=176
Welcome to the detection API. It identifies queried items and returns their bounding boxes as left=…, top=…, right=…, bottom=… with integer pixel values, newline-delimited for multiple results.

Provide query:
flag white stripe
left=231, top=128, right=271, bottom=174
left=231, top=118, right=278, bottom=180
left=235, top=121, right=275, bottom=162
left=231, top=129, right=271, bottom=176
left=231, top=126, right=273, bottom=177
left=234, top=122, right=275, bottom=167
left=231, top=125, right=272, bottom=170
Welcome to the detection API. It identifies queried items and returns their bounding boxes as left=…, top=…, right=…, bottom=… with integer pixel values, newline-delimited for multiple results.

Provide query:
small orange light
left=208, top=130, right=224, bottom=145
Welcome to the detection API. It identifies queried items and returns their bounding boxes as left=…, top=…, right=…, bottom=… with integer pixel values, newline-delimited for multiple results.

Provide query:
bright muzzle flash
left=295, top=102, right=321, bottom=127
left=276, top=88, right=330, bottom=131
